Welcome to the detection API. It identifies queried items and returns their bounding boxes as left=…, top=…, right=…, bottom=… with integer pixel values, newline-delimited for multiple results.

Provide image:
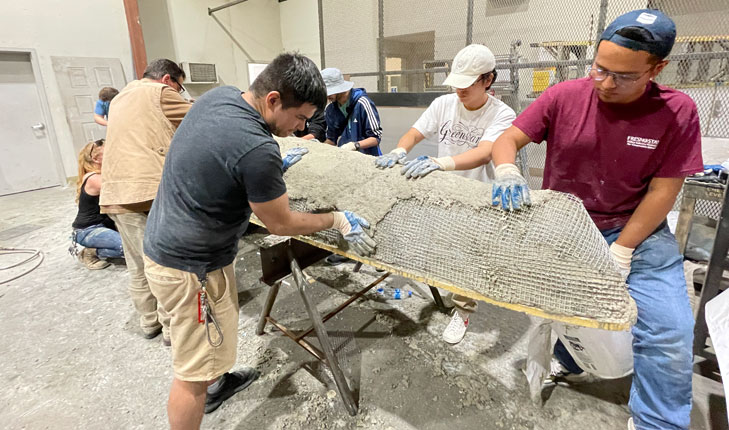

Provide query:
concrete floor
left=1, top=186, right=726, bottom=430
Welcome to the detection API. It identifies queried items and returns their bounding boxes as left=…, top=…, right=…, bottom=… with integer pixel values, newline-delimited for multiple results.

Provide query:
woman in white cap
left=375, top=44, right=516, bottom=344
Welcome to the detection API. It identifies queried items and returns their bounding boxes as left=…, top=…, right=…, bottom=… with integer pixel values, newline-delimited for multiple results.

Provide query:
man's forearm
left=451, top=141, right=493, bottom=171
left=396, top=129, right=424, bottom=153
left=267, top=212, right=334, bottom=237
left=492, top=126, right=532, bottom=166
left=358, top=137, right=379, bottom=149
left=616, top=181, right=682, bottom=248
left=492, top=137, right=518, bottom=166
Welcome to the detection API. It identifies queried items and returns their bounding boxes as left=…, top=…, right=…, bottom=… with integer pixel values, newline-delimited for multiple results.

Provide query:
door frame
left=0, top=47, right=65, bottom=188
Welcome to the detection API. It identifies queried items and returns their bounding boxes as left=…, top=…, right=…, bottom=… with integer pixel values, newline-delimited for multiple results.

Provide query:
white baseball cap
left=321, top=68, right=354, bottom=96
left=443, top=44, right=496, bottom=89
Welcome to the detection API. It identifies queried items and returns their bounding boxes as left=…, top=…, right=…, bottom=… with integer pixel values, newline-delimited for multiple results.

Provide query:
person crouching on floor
left=71, top=139, right=124, bottom=269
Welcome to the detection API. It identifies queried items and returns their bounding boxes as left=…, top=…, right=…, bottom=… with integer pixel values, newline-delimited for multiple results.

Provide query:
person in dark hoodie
left=321, top=68, right=383, bottom=156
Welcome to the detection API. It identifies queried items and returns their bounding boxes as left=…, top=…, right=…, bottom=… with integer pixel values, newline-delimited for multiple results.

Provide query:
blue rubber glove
left=492, top=163, right=532, bottom=211
left=375, top=148, right=408, bottom=168
left=331, top=211, right=376, bottom=256
left=400, top=155, right=455, bottom=179
left=282, top=147, right=309, bottom=172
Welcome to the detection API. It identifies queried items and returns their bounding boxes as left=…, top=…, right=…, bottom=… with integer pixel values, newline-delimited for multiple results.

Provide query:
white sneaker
left=627, top=417, right=635, bottom=430
left=543, top=357, right=591, bottom=386
left=442, top=310, right=469, bottom=344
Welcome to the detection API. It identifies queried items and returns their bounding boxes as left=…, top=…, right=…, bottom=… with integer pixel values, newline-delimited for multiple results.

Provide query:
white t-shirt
left=412, top=93, right=516, bottom=182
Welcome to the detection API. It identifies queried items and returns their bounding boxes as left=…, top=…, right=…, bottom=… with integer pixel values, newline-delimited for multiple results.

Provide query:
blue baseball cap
left=600, top=9, right=676, bottom=59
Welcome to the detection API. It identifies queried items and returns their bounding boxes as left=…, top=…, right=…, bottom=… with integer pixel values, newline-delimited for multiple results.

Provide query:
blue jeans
left=74, top=224, right=124, bottom=259
left=555, top=223, right=693, bottom=430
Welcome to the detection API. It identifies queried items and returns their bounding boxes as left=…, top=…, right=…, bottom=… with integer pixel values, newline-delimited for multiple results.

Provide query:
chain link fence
left=320, top=0, right=729, bottom=187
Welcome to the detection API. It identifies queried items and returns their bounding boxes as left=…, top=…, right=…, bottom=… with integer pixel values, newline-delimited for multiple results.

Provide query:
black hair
left=249, top=53, right=327, bottom=111
left=478, top=70, right=498, bottom=91
left=614, top=27, right=665, bottom=63
left=142, top=59, right=186, bottom=81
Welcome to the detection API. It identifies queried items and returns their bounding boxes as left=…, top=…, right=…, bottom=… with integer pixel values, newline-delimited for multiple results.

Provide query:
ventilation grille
left=181, top=62, right=218, bottom=84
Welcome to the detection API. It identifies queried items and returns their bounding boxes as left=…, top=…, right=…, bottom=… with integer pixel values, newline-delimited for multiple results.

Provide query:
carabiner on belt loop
left=198, top=274, right=224, bottom=348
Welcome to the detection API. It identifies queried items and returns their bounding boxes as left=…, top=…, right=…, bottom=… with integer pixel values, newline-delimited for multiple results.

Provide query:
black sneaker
left=204, top=368, right=260, bottom=414
left=325, top=254, right=351, bottom=266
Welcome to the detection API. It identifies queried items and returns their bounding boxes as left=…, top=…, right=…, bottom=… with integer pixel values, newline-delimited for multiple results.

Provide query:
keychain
left=197, top=275, right=223, bottom=347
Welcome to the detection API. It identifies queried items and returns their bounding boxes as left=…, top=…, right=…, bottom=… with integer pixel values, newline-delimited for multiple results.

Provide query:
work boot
left=205, top=368, right=260, bottom=414
left=543, top=357, right=591, bottom=386
left=78, top=248, right=110, bottom=270
left=442, top=309, right=469, bottom=344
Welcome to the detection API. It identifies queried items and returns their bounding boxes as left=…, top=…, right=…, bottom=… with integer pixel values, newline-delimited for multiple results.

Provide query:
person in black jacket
left=294, top=107, right=326, bottom=142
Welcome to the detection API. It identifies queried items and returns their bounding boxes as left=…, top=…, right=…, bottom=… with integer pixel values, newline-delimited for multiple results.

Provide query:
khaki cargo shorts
left=144, top=256, right=239, bottom=381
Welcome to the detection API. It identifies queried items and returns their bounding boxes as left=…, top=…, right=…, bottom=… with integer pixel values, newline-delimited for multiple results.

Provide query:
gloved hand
left=331, top=211, right=376, bottom=256
left=375, top=147, right=408, bottom=168
left=492, top=163, right=532, bottom=211
left=282, top=147, right=309, bottom=172
left=400, top=155, right=455, bottom=179
left=609, top=242, right=634, bottom=280
left=339, top=141, right=358, bottom=151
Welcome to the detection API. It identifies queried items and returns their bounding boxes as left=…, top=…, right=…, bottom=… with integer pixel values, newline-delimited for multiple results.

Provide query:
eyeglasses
left=588, top=66, right=652, bottom=86
left=173, top=77, right=186, bottom=94
left=88, top=139, right=104, bottom=158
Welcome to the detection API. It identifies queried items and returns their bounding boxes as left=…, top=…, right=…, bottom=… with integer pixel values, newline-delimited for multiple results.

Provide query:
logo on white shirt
left=439, top=120, right=485, bottom=147
left=626, top=135, right=660, bottom=149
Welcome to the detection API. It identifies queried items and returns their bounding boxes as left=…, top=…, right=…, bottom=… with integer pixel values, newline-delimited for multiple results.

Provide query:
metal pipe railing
left=208, top=0, right=248, bottom=15
left=344, top=51, right=729, bottom=78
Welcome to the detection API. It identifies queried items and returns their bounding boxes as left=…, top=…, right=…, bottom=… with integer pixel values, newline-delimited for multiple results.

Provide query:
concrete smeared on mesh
left=276, top=136, right=637, bottom=328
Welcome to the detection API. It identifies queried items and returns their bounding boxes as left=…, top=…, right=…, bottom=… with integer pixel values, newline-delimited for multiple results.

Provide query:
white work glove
left=331, top=211, right=376, bottom=256
left=375, top=147, right=408, bottom=168
left=401, top=156, right=455, bottom=179
left=609, top=242, right=634, bottom=280
left=492, top=163, right=532, bottom=211
left=339, top=141, right=358, bottom=151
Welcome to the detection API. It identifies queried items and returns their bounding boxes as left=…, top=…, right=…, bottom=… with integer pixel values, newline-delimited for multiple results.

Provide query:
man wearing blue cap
left=321, top=68, right=383, bottom=157
left=490, top=9, right=702, bottom=430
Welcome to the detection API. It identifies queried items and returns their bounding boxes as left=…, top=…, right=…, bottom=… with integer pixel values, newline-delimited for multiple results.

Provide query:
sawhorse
left=255, top=235, right=449, bottom=415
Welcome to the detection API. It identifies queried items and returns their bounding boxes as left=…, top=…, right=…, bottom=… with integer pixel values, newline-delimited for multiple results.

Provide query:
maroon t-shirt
left=513, top=77, right=703, bottom=230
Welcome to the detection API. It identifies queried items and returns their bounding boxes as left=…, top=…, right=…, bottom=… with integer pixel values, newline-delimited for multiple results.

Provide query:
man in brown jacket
left=101, top=59, right=192, bottom=343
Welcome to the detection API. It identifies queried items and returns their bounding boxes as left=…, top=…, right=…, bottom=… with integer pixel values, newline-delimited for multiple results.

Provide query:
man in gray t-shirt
left=143, top=53, right=376, bottom=428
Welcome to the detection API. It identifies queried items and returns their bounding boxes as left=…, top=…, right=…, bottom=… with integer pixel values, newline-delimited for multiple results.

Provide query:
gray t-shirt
left=144, top=86, right=287, bottom=276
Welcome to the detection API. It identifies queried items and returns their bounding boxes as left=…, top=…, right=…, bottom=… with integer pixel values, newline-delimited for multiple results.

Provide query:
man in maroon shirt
left=491, top=9, right=701, bottom=430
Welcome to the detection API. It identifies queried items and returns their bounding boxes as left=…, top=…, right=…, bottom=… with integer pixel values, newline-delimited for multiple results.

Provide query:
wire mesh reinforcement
left=278, top=137, right=637, bottom=329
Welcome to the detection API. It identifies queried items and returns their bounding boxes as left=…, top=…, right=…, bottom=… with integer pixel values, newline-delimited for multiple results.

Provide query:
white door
left=0, top=52, right=60, bottom=196
left=51, top=57, right=127, bottom=155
